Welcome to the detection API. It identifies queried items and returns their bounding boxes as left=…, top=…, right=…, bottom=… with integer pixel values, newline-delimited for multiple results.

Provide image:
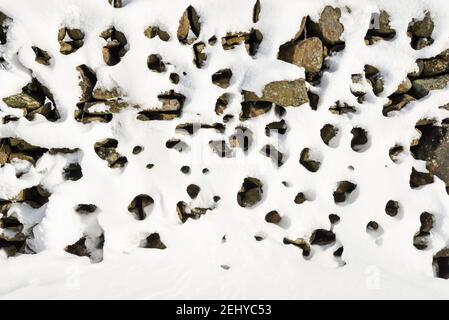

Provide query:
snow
left=0, top=0, right=448, bottom=299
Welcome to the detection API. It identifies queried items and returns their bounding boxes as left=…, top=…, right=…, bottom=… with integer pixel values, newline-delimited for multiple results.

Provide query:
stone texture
left=278, top=37, right=323, bottom=73
left=243, top=79, right=309, bottom=107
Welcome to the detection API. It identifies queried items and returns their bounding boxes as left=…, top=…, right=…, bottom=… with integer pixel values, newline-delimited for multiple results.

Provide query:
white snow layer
left=0, top=0, right=448, bottom=299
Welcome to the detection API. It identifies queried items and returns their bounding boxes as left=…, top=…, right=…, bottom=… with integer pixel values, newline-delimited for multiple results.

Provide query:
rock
left=144, top=26, right=170, bottom=41
left=108, top=0, right=122, bottom=8
left=265, top=210, right=281, bottom=224
left=385, top=200, right=399, bottom=217
left=265, top=120, right=287, bottom=136
left=0, top=142, right=11, bottom=165
left=240, top=101, right=272, bottom=120
left=413, top=212, right=434, bottom=250
left=412, top=74, right=449, bottom=98
left=176, top=201, right=210, bottom=223
left=329, top=214, right=340, bottom=225
left=283, top=237, right=311, bottom=257
left=142, top=233, right=166, bottom=249
left=333, top=181, right=357, bottom=203
left=3, top=93, right=42, bottom=111
left=169, top=73, right=180, bottom=84
left=329, top=101, right=356, bottom=115
left=193, top=42, right=207, bottom=68
left=383, top=94, right=415, bottom=115
left=389, top=144, right=404, bottom=162
left=320, top=124, right=338, bottom=145
left=421, top=58, right=449, bottom=77
left=299, top=148, right=320, bottom=172
left=350, top=127, right=368, bottom=152
left=408, top=12, right=434, bottom=38
left=67, top=28, right=84, bottom=40
left=310, top=229, right=336, bottom=246
left=32, top=46, right=51, bottom=65
left=211, top=69, right=232, bottom=88
left=253, top=0, right=261, bottom=23
left=0, top=11, right=11, bottom=45
left=365, top=10, right=396, bottom=42
left=65, top=238, right=89, bottom=258
left=433, top=248, right=449, bottom=279
left=58, top=27, right=84, bottom=55
left=278, top=37, right=323, bottom=73
left=147, top=54, right=166, bottom=73
left=243, top=79, right=309, bottom=107
left=294, top=192, right=307, bottom=204
left=128, top=194, right=154, bottom=220
left=76, top=64, right=97, bottom=102
left=132, top=146, right=143, bottom=155
left=100, top=27, right=127, bottom=66
left=215, top=93, right=229, bottom=115
left=186, top=184, right=200, bottom=199
left=395, top=78, right=412, bottom=94
left=177, top=6, right=201, bottom=45
left=180, top=166, right=190, bottom=174
left=75, top=204, right=98, bottom=214
left=410, top=167, right=434, bottom=188
left=221, top=29, right=263, bottom=56
left=237, top=177, right=263, bottom=208
left=307, top=6, right=344, bottom=45
left=94, top=139, right=128, bottom=168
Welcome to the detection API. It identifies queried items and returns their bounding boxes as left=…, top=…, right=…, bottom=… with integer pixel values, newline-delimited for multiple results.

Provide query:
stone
left=108, top=0, right=122, bottom=8
left=240, top=101, right=272, bottom=120
left=243, top=79, right=309, bottom=107
left=409, top=167, right=434, bottom=188
left=433, top=248, right=449, bottom=279
left=92, top=87, right=121, bottom=100
left=294, top=192, right=307, bottom=204
left=253, top=0, right=261, bottom=23
left=94, top=139, right=128, bottom=168
left=75, top=204, right=97, bottom=214
left=32, top=46, right=51, bottom=65
left=383, top=94, right=415, bottom=115
left=128, top=194, right=154, bottom=220
left=76, top=64, right=97, bottom=103
left=193, top=42, right=207, bottom=68
left=395, top=78, right=412, bottom=94
left=211, top=68, right=232, bottom=88
left=408, top=12, right=434, bottom=38
left=177, top=6, right=201, bottom=45
left=350, top=127, right=368, bottom=152
left=307, top=6, right=344, bottom=45
left=278, top=37, right=323, bottom=73
left=333, top=181, right=357, bottom=203
left=283, top=237, right=310, bottom=257
left=237, top=177, right=263, bottom=208
left=412, top=74, right=449, bottom=98
left=186, top=184, right=200, bottom=199
left=265, top=210, right=281, bottom=224
left=265, top=120, right=287, bottom=136
left=143, top=233, right=166, bottom=249
left=299, top=148, right=320, bottom=172
left=310, top=229, right=336, bottom=246
left=320, top=124, right=338, bottom=145
left=365, top=10, right=396, bottom=42
left=3, top=93, right=42, bottom=111
left=385, top=200, right=399, bottom=217
left=176, top=201, right=210, bottom=223
left=147, top=54, right=166, bottom=73
left=421, top=58, right=449, bottom=77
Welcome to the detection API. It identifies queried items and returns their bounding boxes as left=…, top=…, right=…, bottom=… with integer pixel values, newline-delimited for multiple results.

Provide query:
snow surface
left=0, top=0, right=449, bottom=299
